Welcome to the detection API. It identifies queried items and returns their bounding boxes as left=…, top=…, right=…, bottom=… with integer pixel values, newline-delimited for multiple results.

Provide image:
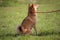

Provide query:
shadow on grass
left=0, top=32, right=60, bottom=37
left=0, top=34, right=20, bottom=37
left=32, top=32, right=60, bottom=36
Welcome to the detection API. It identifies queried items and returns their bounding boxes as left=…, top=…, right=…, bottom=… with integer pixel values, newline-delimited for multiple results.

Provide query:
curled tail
left=17, top=26, right=23, bottom=34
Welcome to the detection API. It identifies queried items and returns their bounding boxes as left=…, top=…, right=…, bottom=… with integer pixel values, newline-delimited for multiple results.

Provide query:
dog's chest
left=28, top=16, right=37, bottom=23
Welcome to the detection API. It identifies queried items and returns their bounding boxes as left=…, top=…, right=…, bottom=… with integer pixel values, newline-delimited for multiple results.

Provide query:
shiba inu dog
left=17, top=4, right=39, bottom=35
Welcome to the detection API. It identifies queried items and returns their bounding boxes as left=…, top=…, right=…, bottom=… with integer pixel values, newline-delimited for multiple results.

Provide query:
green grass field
left=0, top=0, right=60, bottom=40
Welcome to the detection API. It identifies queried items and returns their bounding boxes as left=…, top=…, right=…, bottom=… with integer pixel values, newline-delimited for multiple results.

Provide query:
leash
left=37, top=10, right=60, bottom=13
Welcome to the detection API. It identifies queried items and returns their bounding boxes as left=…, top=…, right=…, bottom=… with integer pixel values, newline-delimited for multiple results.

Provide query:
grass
left=0, top=2, right=60, bottom=40
left=0, top=35, right=60, bottom=40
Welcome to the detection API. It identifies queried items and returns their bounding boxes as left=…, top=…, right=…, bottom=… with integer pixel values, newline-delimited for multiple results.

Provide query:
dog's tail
left=18, top=26, right=22, bottom=32
left=16, top=26, right=23, bottom=34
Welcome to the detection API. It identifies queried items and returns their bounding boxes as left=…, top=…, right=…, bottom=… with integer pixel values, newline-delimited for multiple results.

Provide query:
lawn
left=0, top=2, right=60, bottom=40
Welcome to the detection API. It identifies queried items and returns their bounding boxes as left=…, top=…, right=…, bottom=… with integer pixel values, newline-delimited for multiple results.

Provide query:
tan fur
left=17, top=4, right=39, bottom=35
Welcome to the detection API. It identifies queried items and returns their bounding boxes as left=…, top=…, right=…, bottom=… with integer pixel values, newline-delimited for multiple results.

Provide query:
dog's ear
left=32, top=4, right=34, bottom=7
left=28, top=4, right=31, bottom=7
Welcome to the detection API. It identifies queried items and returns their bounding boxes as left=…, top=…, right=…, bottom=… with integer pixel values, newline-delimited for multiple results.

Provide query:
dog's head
left=28, top=4, right=39, bottom=13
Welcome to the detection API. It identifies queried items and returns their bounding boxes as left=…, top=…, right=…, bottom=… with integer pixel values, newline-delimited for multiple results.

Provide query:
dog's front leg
left=33, top=23, right=37, bottom=35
